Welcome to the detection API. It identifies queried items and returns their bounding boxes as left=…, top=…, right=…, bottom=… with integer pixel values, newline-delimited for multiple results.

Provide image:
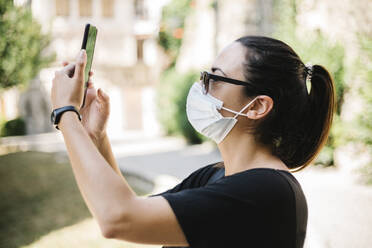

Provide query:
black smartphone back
left=80, top=23, right=97, bottom=108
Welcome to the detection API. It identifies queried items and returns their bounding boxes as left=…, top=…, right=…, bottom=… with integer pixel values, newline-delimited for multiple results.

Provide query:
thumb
left=84, top=83, right=97, bottom=107
left=74, top=49, right=87, bottom=82
left=97, top=88, right=110, bottom=104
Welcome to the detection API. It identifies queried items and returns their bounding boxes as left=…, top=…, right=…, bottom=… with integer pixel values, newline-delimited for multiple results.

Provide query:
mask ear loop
left=221, top=96, right=259, bottom=118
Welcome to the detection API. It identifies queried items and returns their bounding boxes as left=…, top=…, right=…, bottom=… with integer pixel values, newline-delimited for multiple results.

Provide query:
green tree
left=0, top=0, right=55, bottom=90
left=157, top=0, right=193, bottom=68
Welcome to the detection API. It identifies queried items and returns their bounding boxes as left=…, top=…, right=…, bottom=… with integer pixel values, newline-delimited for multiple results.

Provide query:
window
left=55, top=0, right=70, bottom=16
left=79, top=0, right=92, bottom=17
left=134, top=0, right=148, bottom=20
left=102, top=0, right=115, bottom=18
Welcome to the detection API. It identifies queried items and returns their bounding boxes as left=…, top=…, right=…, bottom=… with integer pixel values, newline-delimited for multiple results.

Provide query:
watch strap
left=51, top=105, right=82, bottom=130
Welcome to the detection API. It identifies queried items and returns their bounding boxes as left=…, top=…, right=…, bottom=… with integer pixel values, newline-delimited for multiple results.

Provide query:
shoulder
left=192, top=161, right=222, bottom=174
left=217, top=167, right=295, bottom=185
left=210, top=168, right=298, bottom=204
left=184, top=161, right=223, bottom=186
left=148, top=162, right=223, bottom=197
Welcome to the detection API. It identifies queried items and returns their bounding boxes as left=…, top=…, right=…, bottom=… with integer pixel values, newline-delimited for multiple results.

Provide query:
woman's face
left=206, top=41, right=251, bottom=118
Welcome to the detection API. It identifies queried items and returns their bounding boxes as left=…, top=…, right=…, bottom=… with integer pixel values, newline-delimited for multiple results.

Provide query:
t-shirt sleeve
left=158, top=170, right=294, bottom=248
left=148, top=163, right=219, bottom=197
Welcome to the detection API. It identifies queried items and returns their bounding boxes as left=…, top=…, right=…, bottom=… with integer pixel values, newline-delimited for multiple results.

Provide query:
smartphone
left=80, top=23, right=98, bottom=108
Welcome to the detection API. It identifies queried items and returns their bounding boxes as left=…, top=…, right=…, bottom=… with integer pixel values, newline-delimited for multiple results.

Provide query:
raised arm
left=51, top=50, right=188, bottom=246
left=58, top=110, right=188, bottom=246
left=61, top=59, right=122, bottom=178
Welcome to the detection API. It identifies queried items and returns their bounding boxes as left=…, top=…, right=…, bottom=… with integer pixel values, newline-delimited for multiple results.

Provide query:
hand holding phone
left=80, top=23, right=97, bottom=108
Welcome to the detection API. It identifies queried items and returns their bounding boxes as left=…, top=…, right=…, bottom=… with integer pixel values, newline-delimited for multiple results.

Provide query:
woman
left=51, top=36, right=335, bottom=248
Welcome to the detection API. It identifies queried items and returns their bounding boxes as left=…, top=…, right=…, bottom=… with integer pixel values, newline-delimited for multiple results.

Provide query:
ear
left=246, top=95, right=273, bottom=120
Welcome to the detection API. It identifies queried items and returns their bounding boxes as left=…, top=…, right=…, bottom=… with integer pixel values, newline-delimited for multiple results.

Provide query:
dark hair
left=232, top=36, right=336, bottom=172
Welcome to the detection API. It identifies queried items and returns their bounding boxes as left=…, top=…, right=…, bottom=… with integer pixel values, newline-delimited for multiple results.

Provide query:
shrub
left=0, top=117, right=26, bottom=137
left=156, top=67, right=206, bottom=144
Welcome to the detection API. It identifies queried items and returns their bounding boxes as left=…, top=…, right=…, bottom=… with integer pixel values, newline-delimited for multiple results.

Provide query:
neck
left=217, top=129, right=288, bottom=176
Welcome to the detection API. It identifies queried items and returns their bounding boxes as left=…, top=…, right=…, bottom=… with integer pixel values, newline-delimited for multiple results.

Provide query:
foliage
left=0, top=0, right=55, bottom=90
left=156, top=0, right=204, bottom=144
left=326, top=35, right=372, bottom=176
left=273, top=0, right=347, bottom=166
left=313, top=145, right=334, bottom=166
left=157, top=0, right=193, bottom=68
left=352, top=34, right=372, bottom=184
left=0, top=115, right=6, bottom=132
left=355, top=35, right=372, bottom=146
left=0, top=117, right=26, bottom=137
left=156, top=67, right=206, bottom=144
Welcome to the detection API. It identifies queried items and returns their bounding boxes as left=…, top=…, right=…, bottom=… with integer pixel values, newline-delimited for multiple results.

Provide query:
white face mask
left=186, top=82, right=258, bottom=144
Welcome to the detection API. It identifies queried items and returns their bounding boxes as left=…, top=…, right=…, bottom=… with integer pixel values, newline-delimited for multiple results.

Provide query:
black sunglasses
left=200, top=71, right=256, bottom=94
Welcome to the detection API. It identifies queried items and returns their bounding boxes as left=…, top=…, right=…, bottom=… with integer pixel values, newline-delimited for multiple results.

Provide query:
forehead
left=212, top=41, right=246, bottom=79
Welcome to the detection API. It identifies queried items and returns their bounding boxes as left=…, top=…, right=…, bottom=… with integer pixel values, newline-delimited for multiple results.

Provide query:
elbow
left=98, top=215, right=119, bottom=239
left=100, top=196, right=137, bottom=240
left=100, top=212, right=133, bottom=240
left=101, top=226, right=116, bottom=239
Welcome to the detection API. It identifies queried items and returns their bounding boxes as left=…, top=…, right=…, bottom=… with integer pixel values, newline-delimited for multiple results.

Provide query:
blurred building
left=4, top=0, right=171, bottom=136
left=4, top=0, right=369, bottom=137
left=176, top=0, right=274, bottom=73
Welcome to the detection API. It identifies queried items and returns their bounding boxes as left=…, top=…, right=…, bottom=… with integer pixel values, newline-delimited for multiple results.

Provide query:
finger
left=74, top=49, right=87, bottom=82
left=85, top=85, right=98, bottom=107
left=80, top=85, right=97, bottom=112
left=97, top=88, right=110, bottom=104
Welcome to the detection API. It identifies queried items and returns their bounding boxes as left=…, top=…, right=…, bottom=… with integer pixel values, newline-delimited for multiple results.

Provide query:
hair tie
left=304, top=62, right=313, bottom=94
left=305, top=62, right=313, bottom=81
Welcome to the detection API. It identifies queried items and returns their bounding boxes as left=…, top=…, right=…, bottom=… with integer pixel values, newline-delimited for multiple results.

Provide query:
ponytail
left=289, top=65, right=336, bottom=172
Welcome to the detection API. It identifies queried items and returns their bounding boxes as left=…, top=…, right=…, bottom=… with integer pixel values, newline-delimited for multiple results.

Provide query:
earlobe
left=246, top=96, right=273, bottom=120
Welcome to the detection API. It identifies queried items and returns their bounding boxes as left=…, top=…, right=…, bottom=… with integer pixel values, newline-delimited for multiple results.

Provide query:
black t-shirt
left=149, top=162, right=308, bottom=248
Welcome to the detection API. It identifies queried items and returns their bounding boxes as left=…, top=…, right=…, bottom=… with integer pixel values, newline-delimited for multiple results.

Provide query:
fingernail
left=79, top=49, right=85, bottom=62
left=78, top=50, right=85, bottom=63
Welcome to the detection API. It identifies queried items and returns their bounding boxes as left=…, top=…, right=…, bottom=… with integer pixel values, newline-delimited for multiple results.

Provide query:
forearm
left=92, top=132, right=123, bottom=177
left=59, top=112, right=136, bottom=228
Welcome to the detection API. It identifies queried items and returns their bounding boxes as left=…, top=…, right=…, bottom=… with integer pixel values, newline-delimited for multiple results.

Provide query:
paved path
left=295, top=167, right=372, bottom=248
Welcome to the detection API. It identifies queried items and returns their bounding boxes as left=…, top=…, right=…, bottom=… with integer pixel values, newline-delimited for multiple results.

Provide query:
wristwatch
left=51, top=105, right=82, bottom=130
